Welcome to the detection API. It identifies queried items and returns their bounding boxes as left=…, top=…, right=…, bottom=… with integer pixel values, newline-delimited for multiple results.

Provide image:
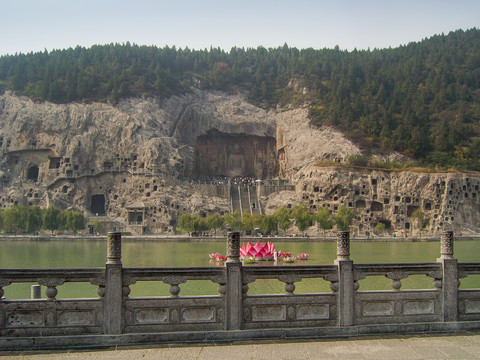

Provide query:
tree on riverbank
left=274, top=206, right=292, bottom=236
left=315, top=207, right=334, bottom=238
left=292, top=205, right=314, bottom=234
left=206, top=213, right=224, bottom=236
left=177, top=205, right=357, bottom=237
left=0, top=206, right=85, bottom=234
left=334, top=206, right=355, bottom=231
left=42, top=207, right=61, bottom=233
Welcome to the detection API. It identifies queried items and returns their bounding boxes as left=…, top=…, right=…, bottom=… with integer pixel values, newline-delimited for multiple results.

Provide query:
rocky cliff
left=0, top=90, right=478, bottom=235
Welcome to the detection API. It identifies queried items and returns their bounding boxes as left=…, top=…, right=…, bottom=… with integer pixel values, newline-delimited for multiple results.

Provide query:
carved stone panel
left=403, top=300, right=435, bottom=315
left=181, top=307, right=216, bottom=323
left=296, top=304, right=330, bottom=320
left=362, top=301, right=394, bottom=317
left=465, top=299, right=480, bottom=314
left=252, top=305, right=286, bottom=322
left=57, top=310, right=95, bottom=326
left=6, top=311, right=44, bottom=327
left=134, top=308, right=169, bottom=324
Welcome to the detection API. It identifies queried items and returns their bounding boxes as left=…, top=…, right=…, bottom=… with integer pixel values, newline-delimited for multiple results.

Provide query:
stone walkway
left=2, top=331, right=480, bottom=360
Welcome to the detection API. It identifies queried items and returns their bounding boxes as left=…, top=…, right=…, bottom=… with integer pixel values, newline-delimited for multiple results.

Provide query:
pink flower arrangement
left=240, top=241, right=276, bottom=260
left=208, top=243, right=308, bottom=264
left=209, top=253, right=227, bottom=261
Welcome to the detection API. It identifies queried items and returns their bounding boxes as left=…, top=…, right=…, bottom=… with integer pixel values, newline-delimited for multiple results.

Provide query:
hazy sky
left=1, top=0, right=479, bottom=56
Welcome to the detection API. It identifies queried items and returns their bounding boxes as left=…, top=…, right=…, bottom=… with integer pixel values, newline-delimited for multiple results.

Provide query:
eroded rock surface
left=0, top=90, right=478, bottom=235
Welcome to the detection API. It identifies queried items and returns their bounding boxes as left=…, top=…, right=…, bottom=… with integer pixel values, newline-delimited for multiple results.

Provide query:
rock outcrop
left=0, top=90, right=479, bottom=235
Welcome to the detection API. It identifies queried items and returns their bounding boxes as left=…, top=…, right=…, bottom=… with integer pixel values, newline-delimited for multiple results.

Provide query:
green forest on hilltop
left=0, top=29, right=480, bottom=170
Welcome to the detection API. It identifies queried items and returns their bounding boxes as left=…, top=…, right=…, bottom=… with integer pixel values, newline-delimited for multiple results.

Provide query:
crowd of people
left=230, top=176, right=257, bottom=186
left=185, top=176, right=259, bottom=186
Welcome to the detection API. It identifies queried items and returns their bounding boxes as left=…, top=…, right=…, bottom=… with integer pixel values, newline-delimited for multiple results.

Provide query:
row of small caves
left=5, top=132, right=279, bottom=182
left=88, top=133, right=281, bottom=231
left=0, top=133, right=281, bottom=231
left=300, top=176, right=480, bottom=233
left=4, top=132, right=480, bottom=234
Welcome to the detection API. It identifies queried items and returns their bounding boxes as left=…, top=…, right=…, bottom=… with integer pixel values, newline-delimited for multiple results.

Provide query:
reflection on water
left=1, top=238, right=480, bottom=299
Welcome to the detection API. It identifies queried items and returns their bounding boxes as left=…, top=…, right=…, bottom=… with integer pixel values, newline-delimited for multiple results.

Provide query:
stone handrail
left=458, top=263, right=480, bottom=274
left=243, top=265, right=338, bottom=279
left=0, top=268, right=103, bottom=283
left=1, top=230, right=480, bottom=350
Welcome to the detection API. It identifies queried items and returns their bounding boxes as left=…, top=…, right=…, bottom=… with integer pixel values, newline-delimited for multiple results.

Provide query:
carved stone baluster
left=457, top=271, right=468, bottom=289
left=324, top=273, right=338, bottom=292
left=226, top=231, right=241, bottom=261
left=163, top=276, right=186, bottom=298
left=336, top=231, right=350, bottom=261
left=354, top=271, right=366, bottom=291
left=279, top=275, right=302, bottom=296
left=440, top=230, right=454, bottom=259
left=0, top=280, right=11, bottom=299
left=242, top=275, right=256, bottom=297
left=38, top=278, right=65, bottom=300
left=90, top=277, right=106, bottom=298
left=122, top=276, right=136, bottom=298
left=217, top=283, right=227, bottom=296
left=428, top=270, right=443, bottom=290
left=386, top=271, right=408, bottom=291
left=211, top=275, right=227, bottom=297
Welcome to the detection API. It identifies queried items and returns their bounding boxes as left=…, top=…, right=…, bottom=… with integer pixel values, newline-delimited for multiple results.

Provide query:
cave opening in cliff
left=378, top=219, right=392, bottom=231
left=27, top=165, right=39, bottom=182
left=193, top=131, right=278, bottom=179
left=91, top=194, right=106, bottom=216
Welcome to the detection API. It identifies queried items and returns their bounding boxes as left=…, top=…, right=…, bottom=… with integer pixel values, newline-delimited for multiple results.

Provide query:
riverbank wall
left=1, top=234, right=479, bottom=242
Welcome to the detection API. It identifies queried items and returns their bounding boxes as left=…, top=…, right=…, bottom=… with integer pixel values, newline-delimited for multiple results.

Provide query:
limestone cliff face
left=0, top=90, right=478, bottom=235
left=264, top=167, right=480, bottom=235
left=0, top=90, right=359, bottom=181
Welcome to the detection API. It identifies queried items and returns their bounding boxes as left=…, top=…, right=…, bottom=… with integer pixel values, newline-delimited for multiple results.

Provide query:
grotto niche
left=193, top=131, right=278, bottom=179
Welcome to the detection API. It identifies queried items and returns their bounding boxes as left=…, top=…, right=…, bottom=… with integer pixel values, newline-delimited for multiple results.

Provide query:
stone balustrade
left=1, top=231, right=480, bottom=350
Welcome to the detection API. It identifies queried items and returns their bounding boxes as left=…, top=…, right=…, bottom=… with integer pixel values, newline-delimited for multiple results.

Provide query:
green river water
left=1, top=238, right=480, bottom=299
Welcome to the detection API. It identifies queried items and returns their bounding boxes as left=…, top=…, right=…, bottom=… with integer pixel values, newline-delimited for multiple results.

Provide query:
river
left=1, top=238, right=480, bottom=299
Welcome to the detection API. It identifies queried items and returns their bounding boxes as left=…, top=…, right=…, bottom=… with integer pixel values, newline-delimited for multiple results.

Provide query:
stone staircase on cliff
left=230, top=184, right=262, bottom=216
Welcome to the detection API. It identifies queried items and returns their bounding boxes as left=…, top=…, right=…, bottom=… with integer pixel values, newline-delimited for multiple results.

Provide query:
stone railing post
left=104, top=232, right=123, bottom=334
left=225, top=231, right=243, bottom=330
left=335, top=231, right=354, bottom=326
left=438, top=230, right=458, bottom=322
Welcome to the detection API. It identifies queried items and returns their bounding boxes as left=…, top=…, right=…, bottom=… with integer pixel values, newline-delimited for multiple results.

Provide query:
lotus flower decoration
left=277, top=251, right=292, bottom=258
left=240, top=241, right=276, bottom=260
left=209, top=253, right=227, bottom=261
left=296, top=253, right=309, bottom=260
